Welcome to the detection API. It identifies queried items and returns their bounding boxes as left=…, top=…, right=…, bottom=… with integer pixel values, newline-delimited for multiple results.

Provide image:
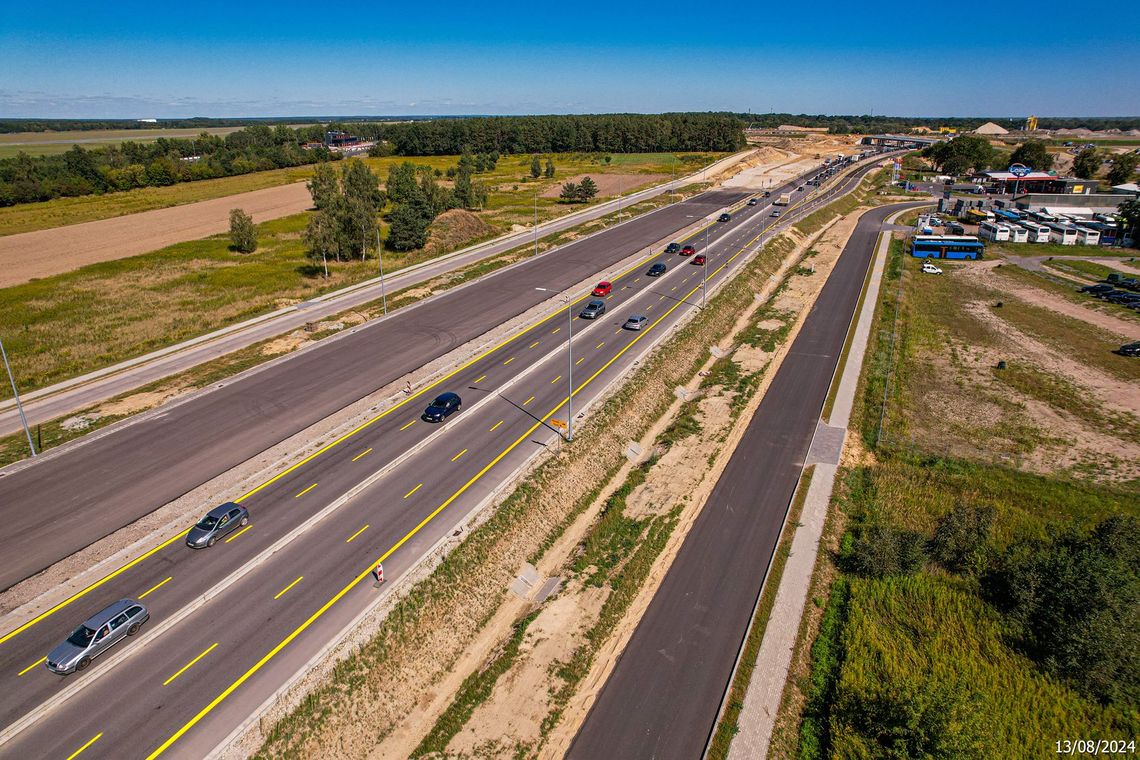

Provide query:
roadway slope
left=567, top=202, right=923, bottom=759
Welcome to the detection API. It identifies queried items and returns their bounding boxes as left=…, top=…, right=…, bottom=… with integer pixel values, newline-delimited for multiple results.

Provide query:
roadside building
left=976, top=171, right=1098, bottom=195
left=1111, top=183, right=1140, bottom=197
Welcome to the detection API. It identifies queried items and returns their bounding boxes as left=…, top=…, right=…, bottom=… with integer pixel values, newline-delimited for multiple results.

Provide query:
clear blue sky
left=3, top=0, right=1138, bottom=118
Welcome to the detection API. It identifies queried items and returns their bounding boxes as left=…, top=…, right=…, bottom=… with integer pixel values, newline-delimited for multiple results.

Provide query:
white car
left=921, top=262, right=943, bottom=275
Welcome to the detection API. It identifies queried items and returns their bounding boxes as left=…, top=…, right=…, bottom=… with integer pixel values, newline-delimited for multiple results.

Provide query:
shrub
left=930, top=502, right=995, bottom=575
left=228, top=208, right=258, bottom=253
left=844, top=519, right=927, bottom=578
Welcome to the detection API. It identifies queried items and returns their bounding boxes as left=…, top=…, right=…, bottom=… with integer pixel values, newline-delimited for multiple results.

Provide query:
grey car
left=580, top=299, right=606, bottom=319
left=186, top=502, right=249, bottom=548
left=623, top=315, right=648, bottom=331
left=46, top=599, right=149, bottom=674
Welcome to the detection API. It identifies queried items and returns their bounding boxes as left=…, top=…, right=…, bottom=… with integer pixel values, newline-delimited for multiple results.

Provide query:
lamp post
left=1, top=336, right=35, bottom=456
left=534, top=190, right=539, bottom=257
left=374, top=227, right=387, bottom=315
left=534, top=287, right=573, bottom=441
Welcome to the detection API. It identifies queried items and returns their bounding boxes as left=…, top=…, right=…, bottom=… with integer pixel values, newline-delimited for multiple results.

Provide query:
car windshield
left=432, top=396, right=448, bottom=406
left=67, top=625, right=97, bottom=647
left=196, top=515, right=219, bottom=530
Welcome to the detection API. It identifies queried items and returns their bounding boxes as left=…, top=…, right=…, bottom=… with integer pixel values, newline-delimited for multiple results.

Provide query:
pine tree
left=559, top=182, right=580, bottom=202
left=578, top=176, right=598, bottom=201
left=544, top=158, right=555, bottom=178
left=530, top=155, right=542, bottom=178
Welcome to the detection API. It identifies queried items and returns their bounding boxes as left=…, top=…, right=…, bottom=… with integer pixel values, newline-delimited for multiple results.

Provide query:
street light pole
left=702, top=220, right=710, bottom=308
left=375, top=227, right=387, bottom=315
left=1, top=336, right=35, bottom=456
left=535, top=288, right=573, bottom=441
left=534, top=190, right=539, bottom=257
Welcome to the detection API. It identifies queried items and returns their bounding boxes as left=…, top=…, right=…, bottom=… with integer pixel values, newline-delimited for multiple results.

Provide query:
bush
left=844, top=519, right=927, bottom=577
left=984, top=515, right=1140, bottom=706
left=930, top=502, right=995, bottom=575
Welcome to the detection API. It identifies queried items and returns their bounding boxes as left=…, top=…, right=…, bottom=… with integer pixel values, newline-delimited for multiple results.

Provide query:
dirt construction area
left=0, top=181, right=313, bottom=287
left=539, top=173, right=669, bottom=198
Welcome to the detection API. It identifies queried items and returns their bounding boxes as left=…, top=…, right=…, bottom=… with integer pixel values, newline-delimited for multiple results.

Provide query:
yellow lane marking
left=139, top=576, right=173, bottom=600
left=345, top=525, right=369, bottom=543
left=529, top=341, right=540, bottom=348
left=351, top=447, right=372, bottom=462
left=66, top=733, right=103, bottom=760
left=451, top=449, right=468, bottom=462
left=295, top=483, right=317, bottom=498
left=275, top=576, right=304, bottom=599
left=225, top=525, right=252, bottom=544
left=404, top=483, right=423, bottom=499
left=503, top=357, right=515, bottom=365
left=523, top=395, right=535, bottom=406
left=144, top=253, right=734, bottom=755
left=0, top=528, right=189, bottom=647
left=17, top=656, right=46, bottom=676
left=489, top=420, right=504, bottom=432
left=474, top=375, right=487, bottom=384
left=596, top=342, right=604, bottom=349
left=551, top=375, right=562, bottom=383
left=0, top=193, right=728, bottom=648
left=164, top=642, right=218, bottom=686
left=575, top=357, right=585, bottom=365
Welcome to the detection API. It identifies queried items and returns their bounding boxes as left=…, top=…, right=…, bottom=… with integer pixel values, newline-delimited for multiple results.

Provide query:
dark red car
left=692, top=254, right=706, bottom=266
left=592, top=281, right=612, bottom=297
left=680, top=245, right=696, bottom=256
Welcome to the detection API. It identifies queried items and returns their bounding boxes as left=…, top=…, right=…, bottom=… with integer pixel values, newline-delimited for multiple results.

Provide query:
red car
left=592, top=281, right=612, bottom=297
left=692, top=254, right=706, bottom=266
left=680, top=245, right=696, bottom=256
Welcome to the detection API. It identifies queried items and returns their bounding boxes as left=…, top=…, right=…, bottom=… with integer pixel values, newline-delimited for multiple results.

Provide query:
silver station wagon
left=46, top=599, right=149, bottom=674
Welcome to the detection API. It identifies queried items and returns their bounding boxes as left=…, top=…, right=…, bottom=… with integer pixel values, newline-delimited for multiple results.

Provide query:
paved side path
left=0, top=151, right=752, bottom=437
left=726, top=206, right=915, bottom=759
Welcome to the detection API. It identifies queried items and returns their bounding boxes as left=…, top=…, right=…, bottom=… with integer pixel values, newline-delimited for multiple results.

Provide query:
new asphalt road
left=0, top=160, right=891, bottom=757
left=568, top=200, right=925, bottom=760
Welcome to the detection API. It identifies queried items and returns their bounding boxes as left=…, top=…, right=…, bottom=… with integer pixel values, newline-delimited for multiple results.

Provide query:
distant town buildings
left=302, top=130, right=376, bottom=155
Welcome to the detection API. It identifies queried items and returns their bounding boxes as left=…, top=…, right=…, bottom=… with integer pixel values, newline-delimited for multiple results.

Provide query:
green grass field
left=0, top=151, right=719, bottom=237
left=0, top=126, right=253, bottom=159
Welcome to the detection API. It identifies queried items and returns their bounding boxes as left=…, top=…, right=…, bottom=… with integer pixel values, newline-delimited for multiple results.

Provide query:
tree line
left=0, top=114, right=743, bottom=208
left=734, top=112, right=1140, bottom=135
left=345, top=113, right=747, bottom=155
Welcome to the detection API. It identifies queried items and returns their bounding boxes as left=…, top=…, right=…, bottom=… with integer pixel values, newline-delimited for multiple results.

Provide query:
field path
left=0, top=182, right=313, bottom=287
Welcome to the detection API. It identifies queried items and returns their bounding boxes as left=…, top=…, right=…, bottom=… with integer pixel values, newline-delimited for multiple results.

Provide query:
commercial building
left=976, top=171, right=1098, bottom=195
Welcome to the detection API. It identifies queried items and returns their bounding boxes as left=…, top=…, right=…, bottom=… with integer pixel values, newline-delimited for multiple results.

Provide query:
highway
left=0, top=181, right=759, bottom=591
left=0, top=158, right=889, bottom=758
left=567, top=200, right=926, bottom=760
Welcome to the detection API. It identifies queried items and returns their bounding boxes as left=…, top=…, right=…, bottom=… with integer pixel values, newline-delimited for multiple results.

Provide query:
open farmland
left=0, top=126, right=256, bottom=158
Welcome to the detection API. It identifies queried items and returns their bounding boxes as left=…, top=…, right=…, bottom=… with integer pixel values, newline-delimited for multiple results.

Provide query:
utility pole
left=1, top=336, right=35, bottom=457
left=534, top=190, right=539, bottom=257
left=375, top=227, right=387, bottom=315
left=534, top=288, right=574, bottom=441
left=702, top=219, right=710, bottom=307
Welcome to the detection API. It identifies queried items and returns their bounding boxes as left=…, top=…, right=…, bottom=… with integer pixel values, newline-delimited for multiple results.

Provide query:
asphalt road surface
left=568, top=200, right=925, bottom=760
left=0, top=186, right=755, bottom=591
left=0, top=161, right=892, bottom=758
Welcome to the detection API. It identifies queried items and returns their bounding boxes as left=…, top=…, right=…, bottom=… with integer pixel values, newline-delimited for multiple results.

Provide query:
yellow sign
left=550, top=419, right=567, bottom=430
left=1072, top=184, right=1084, bottom=194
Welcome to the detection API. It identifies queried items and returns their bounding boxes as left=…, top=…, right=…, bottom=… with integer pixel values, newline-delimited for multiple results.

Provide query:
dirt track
left=0, top=182, right=313, bottom=287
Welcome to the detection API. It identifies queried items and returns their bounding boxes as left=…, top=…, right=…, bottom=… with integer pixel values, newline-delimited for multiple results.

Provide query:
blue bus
left=994, top=209, right=1023, bottom=223
left=911, top=235, right=985, bottom=260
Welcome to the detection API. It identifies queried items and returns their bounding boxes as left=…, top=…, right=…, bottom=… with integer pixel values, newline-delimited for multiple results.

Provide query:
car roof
left=434, top=391, right=459, bottom=402
left=83, top=599, right=141, bottom=627
left=205, top=502, right=240, bottom=519
left=587, top=299, right=604, bottom=306
left=628, top=315, right=646, bottom=321
left=596, top=280, right=610, bottom=286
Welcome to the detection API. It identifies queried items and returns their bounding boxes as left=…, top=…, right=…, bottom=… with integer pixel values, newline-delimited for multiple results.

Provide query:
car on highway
left=592, top=281, right=612, bottom=297
left=186, top=502, right=249, bottom=548
left=718, top=213, right=731, bottom=222
left=770, top=210, right=781, bottom=218
left=623, top=315, right=648, bottom=331
left=921, top=262, right=943, bottom=275
left=46, top=599, right=149, bottom=674
left=646, top=263, right=667, bottom=277
left=797, top=185, right=805, bottom=192
left=422, top=392, right=462, bottom=422
left=1116, top=341, right=1140, bottom=357
left=680, top=244, right=696, bottom=256
left=762, top=191, right=771, bottom=197
left=665, top=242, right=681, bottom=254
left=692, top=254, right=707, bottom=266
left=580, top=299, right=607, bottom=319
left=747, top=198, right=758, bottom=206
